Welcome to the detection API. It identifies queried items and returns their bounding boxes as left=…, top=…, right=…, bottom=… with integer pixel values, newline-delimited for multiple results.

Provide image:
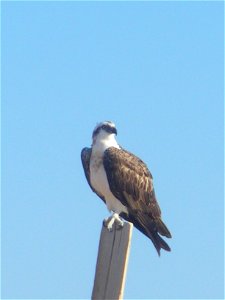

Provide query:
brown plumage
left=81, top=146, right=172, bottom=255
left=103, top=147, right=171, bottom=255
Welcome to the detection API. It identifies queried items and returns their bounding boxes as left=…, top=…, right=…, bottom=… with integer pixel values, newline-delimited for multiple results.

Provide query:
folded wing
left=103, top=147, right=171, bottom=255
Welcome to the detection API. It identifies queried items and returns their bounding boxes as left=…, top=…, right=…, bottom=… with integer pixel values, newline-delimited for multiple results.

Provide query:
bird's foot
left=103, top=213, right=124, bottom=231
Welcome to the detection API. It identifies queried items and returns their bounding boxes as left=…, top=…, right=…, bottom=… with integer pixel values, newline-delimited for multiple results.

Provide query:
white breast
left=90, top=151, right=128, bottom=214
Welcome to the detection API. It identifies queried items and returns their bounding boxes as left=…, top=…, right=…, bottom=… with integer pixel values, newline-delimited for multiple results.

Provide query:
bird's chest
left=90, top=155, right=110, bottom=197
left=89, top=150, right=128, bottom=214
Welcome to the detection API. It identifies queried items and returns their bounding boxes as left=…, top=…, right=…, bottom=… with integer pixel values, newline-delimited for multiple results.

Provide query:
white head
left=92, top=121, right=119, bottom=150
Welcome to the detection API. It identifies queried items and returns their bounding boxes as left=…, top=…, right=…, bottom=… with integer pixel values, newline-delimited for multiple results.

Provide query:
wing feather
left=103, top=147, right=160, bottom=217
left=103, top=147, right=171, bottom=244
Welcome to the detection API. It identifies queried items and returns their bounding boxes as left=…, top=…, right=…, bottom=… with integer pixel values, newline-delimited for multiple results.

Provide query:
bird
left=81, top=121, right=171, bottom=255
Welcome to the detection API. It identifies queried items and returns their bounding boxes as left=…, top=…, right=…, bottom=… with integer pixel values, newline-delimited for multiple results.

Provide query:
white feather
left=90, top=128, right=128, bottom=214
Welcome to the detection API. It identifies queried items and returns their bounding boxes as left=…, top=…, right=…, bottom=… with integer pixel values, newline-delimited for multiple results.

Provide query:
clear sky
left=2, top=1, right=224, bottom=299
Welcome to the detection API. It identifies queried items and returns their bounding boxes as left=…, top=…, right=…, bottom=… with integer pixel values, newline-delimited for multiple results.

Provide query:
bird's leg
left=103, top=213, right=124, bottom=231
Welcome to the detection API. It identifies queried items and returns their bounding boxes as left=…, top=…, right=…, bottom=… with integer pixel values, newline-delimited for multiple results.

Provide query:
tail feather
left=156, top=218, right=172, bottom=238
left=153, top=232, right=171, bottom=256
left=122, top=213, right=171, bottom=256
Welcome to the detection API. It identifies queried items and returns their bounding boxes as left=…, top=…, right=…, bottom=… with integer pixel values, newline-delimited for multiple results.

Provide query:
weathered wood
left=92, top=222, right=133, bottom=300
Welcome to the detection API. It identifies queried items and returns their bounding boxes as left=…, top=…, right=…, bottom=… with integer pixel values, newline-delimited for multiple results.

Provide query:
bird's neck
left=92, top=134, right=120, bottom=155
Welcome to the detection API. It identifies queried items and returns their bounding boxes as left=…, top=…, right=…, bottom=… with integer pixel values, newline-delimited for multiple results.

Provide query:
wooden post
left=92, top=222, right=133, bottom=300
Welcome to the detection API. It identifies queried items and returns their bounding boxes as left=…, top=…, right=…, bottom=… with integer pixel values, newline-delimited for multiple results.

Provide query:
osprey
left=81, top=121, right=171, bottom=255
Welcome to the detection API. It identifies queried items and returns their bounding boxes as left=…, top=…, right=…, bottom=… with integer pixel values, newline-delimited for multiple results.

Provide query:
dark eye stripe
left=92, top=122, right=117, bottom=138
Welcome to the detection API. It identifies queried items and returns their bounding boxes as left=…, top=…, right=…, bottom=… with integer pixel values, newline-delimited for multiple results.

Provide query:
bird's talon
left=108, top=226, right=113, bottom=232
left=103, top=213, right=124, bottom=231
left=103, top=217, right=114, bottom=231
left=116, top=219, right=124, bottom=230
left=116, top=223, right=123, bottom=230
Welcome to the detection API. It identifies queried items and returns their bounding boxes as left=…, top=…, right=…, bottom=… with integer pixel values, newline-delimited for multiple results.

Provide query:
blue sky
left=2, top=1, right=224, bottom=299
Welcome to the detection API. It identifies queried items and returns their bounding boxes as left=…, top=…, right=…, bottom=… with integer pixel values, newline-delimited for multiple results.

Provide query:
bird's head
left=92, top=121, right=118, bottom=148
left=92, top=121, right=117, bottom=139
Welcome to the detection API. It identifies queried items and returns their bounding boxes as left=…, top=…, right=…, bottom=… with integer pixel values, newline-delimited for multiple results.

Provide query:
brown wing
left=103, top=147, right=161, bottom=218
left=103, top=147, right=171, bottom=255
left=81, top=147, right=106, bottom=204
